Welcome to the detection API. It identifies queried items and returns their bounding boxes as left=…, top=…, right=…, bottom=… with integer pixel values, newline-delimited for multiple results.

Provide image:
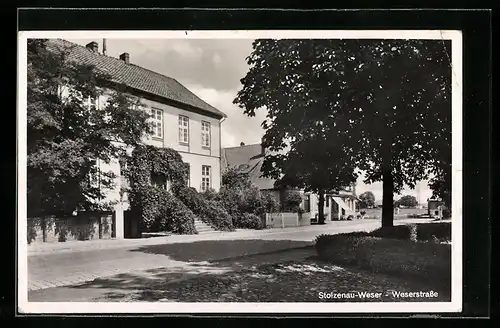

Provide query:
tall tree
left=234, top=39, right=451, bottom=227
left=27, top=39, right=152, bottom=216
left=359, top=191, right=376, bottom=209
left=269, top=134, right=358, bottom=224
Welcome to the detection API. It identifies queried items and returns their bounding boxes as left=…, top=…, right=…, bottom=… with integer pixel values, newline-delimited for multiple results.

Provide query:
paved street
left=27, top=219, right=432, bottom=295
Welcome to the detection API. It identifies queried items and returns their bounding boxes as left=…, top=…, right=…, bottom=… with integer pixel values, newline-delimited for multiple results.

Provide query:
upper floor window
left=119, top=157, right=129, bottom=189
left=201, top=121, right=211, bottom=148
left=87, top=95, right=100, bottom=111
left=88, top=159, right=99, bottom=187
left=151, top=108, right=163, bottom=139
left=201, top=165, right=211, bottom=192
left=179, top=115, right=189, bottom=144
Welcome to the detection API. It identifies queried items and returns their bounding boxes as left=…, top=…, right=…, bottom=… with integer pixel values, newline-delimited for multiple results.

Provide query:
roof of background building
left=45, top=39, right=226, bottom=119
left=221, top=143, right=277, bottom=190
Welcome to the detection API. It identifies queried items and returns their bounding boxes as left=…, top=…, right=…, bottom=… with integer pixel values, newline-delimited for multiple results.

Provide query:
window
left=151, top=173, right=169, bottom=190
left=304, top=194, right=311, bottom=213
left=88, top=159, right=99, bottom=187
left=151, top=108, right=163, bottom=138
left=119, top=157, right=129, bottom=189
left=87, top=95, right=99, bottom=111
left=201, top=165, right=211, bottom=192
left=178, top=115, right=189, bottom=144
left=201, top=121, right=211, bottom=148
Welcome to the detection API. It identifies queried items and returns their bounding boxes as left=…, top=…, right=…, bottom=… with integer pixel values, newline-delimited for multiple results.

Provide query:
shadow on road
left=128, top=238, right=313, bottom=262
left=28, top=238, right=451, bottom=303
left=29, top=254, right=451, bottom=303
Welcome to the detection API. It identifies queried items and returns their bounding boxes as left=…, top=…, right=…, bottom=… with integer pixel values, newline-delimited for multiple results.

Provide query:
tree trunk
left=381, top=169, right=394, bottom=228
left=318, top=192, right=326, bottom=224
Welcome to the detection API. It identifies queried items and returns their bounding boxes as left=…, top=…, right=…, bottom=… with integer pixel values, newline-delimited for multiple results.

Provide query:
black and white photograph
left=17, top=30, right=462, bottom=314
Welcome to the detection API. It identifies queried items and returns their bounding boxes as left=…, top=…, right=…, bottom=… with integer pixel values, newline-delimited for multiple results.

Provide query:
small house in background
left=427, top=198, right=446, bottom=218
left=221, top=142, right=358, bottom=221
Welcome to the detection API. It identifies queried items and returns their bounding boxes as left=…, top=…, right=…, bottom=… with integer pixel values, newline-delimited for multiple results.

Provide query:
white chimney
left=102, top=39, right=107, bottom=55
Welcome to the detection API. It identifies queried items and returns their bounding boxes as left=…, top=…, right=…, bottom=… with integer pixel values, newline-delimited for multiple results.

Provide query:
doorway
left=331, top=200, right=339, bottom=221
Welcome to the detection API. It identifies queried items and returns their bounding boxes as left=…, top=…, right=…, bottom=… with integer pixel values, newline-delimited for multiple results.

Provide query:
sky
left=66, top=38, right=433, bottom=203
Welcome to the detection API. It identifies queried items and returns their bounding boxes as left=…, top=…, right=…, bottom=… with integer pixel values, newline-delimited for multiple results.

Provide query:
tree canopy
left=234, top=39, right=451, bottom=227
left=359, top=191, right=376, bottom=209
left=27, top=39, right=152, bottom=216
left=396, top=195, right=419, bottom=208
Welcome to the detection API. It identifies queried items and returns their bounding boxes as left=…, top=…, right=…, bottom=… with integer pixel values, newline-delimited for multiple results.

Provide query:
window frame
left=88, top=158, right=100, bottom=188
left=178, top=115, right=190, bottom=145
left=304, top=194, right=311, bottom=213
left=119, top=157, right=129, bottom=189
left=201, top=165, right=211, bottom=192
left=87, top=95, right=100, bottom=111
left=150, top=107, right=163, bottom=139
left=201, top=120, right=211, bottom=149
left=151, top=172, right=170, bottom=191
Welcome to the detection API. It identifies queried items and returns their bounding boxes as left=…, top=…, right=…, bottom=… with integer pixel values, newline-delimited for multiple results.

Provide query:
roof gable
left=45, top=39, right=226, bottom=119
left=222, top=143, right=278, bottom=190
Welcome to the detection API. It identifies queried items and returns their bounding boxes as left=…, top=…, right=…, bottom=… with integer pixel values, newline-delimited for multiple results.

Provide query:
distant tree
left=269, top=135, right=358, bottom=223
left=27, top=39, right=151, bottom=216
left=234, top=39, right=451, bottom=228
left=261, top=191, right=280, bottom=213
left=396, top=195, right=419, bottom=208
left=359, top=191, right=376, bottom=209
left=221, top=167, right=252, bottom=189
left=281, top=190, right=304, bottom=213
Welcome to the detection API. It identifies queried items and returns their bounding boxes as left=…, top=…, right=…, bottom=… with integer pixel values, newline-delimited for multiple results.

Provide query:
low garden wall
left=266, top=212, right=311, bottom=228
left=27, top=212, right=114, bottom=244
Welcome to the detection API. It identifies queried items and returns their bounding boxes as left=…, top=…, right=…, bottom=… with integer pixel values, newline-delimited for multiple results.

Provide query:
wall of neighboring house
left=304, top=193, right=331, bottom=220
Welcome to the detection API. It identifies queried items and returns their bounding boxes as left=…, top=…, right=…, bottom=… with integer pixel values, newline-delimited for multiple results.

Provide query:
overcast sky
left=66, top=38, right=433, bottom=203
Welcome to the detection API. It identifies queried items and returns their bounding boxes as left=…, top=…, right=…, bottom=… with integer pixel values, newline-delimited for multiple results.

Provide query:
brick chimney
left=119, top=52, right=130, bottom=64
left=85, top=41, right=99, bottom=53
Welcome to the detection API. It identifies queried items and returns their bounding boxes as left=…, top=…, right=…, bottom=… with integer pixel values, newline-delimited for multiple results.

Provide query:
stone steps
left=194, top=218, right=216, bottom=234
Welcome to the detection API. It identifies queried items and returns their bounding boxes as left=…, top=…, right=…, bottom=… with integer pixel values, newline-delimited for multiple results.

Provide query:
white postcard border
left=17, top=29, right=463, bottom=314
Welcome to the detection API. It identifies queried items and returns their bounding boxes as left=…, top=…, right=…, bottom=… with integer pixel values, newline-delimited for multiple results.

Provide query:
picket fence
left=265, top=212, right=311, bottom=228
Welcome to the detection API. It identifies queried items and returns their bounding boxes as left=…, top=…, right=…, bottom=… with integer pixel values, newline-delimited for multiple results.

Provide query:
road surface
left=27, top=219, right=430, bottom=292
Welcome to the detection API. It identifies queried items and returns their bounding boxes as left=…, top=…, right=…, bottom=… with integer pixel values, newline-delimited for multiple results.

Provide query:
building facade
left=221, top=142, right=359, bottom=221
left=47, top=39, right=226, bottom=238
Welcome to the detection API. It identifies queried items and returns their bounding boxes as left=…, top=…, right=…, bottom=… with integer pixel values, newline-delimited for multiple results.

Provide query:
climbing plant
left=125, top=145, right=195, bottom=233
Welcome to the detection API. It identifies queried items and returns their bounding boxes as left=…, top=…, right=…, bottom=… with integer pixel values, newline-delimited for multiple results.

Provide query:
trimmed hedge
left=369, top=222, right=451, bottom=242
left=136, top=186, right=197, bottom=235
left=159, top=192, right=197, bottom=235
left=173, top=186, right=234, bottom=231
left=315, top=234, right=451, bottom=289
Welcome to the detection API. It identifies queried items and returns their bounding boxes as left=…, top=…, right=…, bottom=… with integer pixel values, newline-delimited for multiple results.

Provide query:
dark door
left=331, top=201, right=339, bottom=221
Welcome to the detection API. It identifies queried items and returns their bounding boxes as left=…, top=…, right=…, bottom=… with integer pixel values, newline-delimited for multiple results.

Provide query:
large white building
left=47, top=39, right=226, bottom=238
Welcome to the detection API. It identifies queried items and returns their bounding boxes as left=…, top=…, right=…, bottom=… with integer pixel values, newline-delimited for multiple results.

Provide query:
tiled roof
left=221, top=143, right=278, bottom=190
left=45, top=39, right=226, bottom=119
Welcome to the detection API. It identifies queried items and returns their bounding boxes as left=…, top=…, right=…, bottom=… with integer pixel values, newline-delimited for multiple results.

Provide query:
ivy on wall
left=125, top=145, right=196, bottom=233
